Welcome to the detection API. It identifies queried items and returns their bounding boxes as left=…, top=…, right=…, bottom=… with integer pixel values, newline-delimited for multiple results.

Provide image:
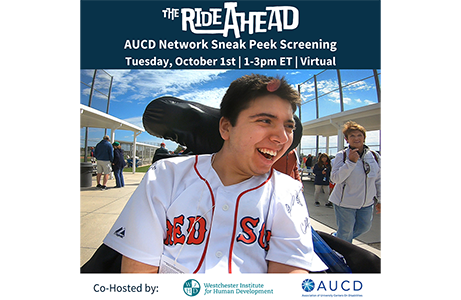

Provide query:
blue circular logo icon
left=302, top=279, right=315, bottom=292
left=183, top=279, right=201, bottom=297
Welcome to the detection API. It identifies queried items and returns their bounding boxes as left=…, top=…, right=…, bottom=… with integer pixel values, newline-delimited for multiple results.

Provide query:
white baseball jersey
left=103, top=154, right=327, bottom=273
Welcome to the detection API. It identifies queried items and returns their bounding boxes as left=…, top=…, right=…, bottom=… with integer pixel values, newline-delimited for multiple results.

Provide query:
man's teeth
left=258, top=148, right=277, bottom=158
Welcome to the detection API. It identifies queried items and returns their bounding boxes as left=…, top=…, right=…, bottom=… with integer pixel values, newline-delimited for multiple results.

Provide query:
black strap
left=342, top=148, right=379, bottom=164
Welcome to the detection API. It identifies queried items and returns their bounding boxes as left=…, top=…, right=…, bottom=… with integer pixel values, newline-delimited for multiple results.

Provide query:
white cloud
left=299, top=77, right=376, bottom=107
left=105, top=69, right=229, bottom=103
left=176, top=86, right=228, bottom=108
left=122, top=116, right=144, bottom=129
left=343, top=80, right=373, bottom=92
left=364, top=99, right=375, bottom=105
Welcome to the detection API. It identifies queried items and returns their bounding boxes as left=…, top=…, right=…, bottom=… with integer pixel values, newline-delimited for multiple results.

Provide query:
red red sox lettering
left=164, top=215, right=207, bottom=246
left=236, top=217, right=271, bottom=250
left=164, top=215, right=271, bottom=250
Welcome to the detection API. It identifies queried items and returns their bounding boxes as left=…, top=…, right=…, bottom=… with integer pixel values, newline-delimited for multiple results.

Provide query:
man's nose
left=270, top=125, right=290, bottom=145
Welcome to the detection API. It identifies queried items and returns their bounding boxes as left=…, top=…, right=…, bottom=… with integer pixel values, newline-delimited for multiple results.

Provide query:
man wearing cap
left=94, top=135, right=114, bottom=190
left=152, top=142, right=169, bottom=164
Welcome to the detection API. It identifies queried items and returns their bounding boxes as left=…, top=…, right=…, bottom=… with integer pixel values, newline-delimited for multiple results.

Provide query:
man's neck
left=212, top=151, right=252, bottom=186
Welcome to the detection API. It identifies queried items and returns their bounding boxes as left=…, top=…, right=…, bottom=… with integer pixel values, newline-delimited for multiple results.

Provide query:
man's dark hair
left=220, top=74, right=301, bottom=126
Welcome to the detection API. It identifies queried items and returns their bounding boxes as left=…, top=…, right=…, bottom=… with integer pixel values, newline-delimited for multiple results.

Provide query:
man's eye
left=286, top=125, right=295, bottom=133
left=258, top=119, right=271, bottom=124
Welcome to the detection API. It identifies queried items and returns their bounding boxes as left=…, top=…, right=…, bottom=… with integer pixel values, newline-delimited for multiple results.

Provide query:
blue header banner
left=81, top=0, right=380, bottom=69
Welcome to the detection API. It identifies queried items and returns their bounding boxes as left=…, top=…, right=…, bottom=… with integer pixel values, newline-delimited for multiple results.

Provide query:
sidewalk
left=302, top=177, right=381, bottom=257
left=80, top=172, right=380, bottom=266
left=80, top=172, right=146, bottom=266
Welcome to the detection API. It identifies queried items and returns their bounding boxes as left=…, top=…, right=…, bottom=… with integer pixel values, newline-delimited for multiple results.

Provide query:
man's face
left=345, top=130, right=365, bottom=149
left=221, top=94, right=295, bottom=177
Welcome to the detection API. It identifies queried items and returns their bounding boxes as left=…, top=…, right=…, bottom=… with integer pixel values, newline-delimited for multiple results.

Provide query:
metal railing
left=81, top=70, right=114, bottom=162
left=297, top=69, right=380, bottom=122
left=296, top=69, right=381, bottom=156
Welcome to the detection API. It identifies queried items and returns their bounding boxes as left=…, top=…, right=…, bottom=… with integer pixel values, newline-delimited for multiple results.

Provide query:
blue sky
left=80, top=69, right=380, bottom=155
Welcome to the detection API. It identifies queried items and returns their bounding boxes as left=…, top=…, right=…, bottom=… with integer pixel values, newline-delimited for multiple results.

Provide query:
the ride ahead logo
left=301, top=279, right=363, bottom=296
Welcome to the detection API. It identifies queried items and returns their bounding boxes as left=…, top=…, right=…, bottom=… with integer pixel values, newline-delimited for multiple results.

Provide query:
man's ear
left=219, top=117, right=232, bottom=141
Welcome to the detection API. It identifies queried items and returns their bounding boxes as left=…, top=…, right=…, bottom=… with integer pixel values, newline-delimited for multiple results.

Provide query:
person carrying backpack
left=313, top=153, right=333, bottom=207
left=329, top=121, right=381, bottom=243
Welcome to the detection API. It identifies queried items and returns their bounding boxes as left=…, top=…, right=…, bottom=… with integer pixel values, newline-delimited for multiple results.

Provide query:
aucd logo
left=183, top=279, right=201, bottom=297
left=301, top=279, right=363, bottom=293
left=302, top=279, right=315, bottom=292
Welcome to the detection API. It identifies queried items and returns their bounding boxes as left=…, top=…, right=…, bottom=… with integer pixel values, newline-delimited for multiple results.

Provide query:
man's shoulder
left=156, top=147, right=168, bottom=152
left=152, top=154, right=197, bottom=168
left=336, top=148, right=347, bottom=156
left=97, top=140, right=110, bottom=147
left=148, top=155, right=206, bottom=183
left=272, top=169, right=302, bottom=190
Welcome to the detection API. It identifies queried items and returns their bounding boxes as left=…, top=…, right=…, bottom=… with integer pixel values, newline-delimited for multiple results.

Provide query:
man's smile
left=257, top=148, right=278, bottom=160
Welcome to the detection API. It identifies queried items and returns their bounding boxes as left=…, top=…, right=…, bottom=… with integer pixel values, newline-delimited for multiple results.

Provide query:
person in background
left=152, top=142, right=169, bottom=164
left=112, top=142, right=126, bottom=188
left=305, top=154, right=313, bottom=169
left=313, top=153, right=332, bottom=207
left=94, top=135, right=114, bottom=190
left=272, top=149, right=302, bottom=182
left=329, top=121, right=381, bottom=243
left=90, top=147, right=95, bottom=163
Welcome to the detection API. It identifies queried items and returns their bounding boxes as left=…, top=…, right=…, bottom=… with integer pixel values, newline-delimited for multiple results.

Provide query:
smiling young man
left=103, top=74, right=326, bottom=274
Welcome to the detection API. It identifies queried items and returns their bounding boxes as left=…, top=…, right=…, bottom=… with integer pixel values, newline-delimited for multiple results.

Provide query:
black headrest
left=143, top=96, right=303, bottom=155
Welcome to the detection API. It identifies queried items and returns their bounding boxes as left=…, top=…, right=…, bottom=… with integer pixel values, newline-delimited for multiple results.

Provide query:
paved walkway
left=302, top=176, right=381, bottom=252
left=80, top=172, right=146, bottom=266
left=80, top=172, right=380, bottom=266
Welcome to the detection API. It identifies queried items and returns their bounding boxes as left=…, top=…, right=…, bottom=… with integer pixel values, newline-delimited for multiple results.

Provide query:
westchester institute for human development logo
left=183, top=279, right=201, bottom=297
left=302, top=279, right=315, bottom=292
